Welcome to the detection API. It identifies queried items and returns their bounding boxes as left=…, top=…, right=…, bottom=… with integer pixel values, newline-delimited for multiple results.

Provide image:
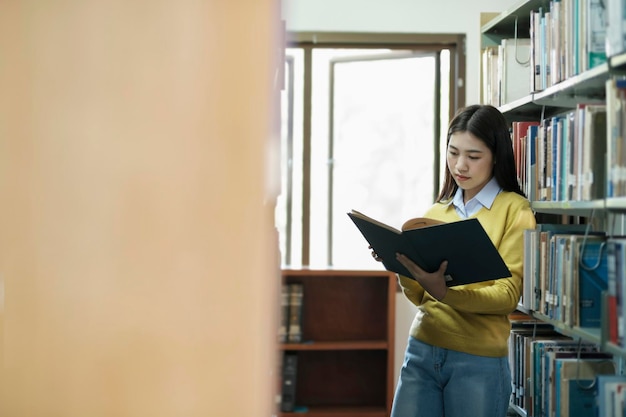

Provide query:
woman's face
left=446, top=131, right=494, bottom=203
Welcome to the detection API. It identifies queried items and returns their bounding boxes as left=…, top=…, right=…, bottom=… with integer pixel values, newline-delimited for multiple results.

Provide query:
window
left=277, top=33, right=466, bottom=268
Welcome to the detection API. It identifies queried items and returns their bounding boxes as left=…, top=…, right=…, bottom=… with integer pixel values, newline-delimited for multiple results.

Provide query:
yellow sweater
left=398, top=191, right=536, bottom=357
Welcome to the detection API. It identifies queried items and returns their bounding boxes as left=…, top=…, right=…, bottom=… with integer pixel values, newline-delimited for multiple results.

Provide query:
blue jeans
left=391, top=336, right=512, bottom=417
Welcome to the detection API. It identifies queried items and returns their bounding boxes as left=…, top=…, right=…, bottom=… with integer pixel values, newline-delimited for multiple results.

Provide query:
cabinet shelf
left=531, top=200, right=606, bottom=216
left=492, top=54, right=626, bottom=122
left=480, top=0, right=543, bottom=38
left=606, top=197, right=626, bottom=211
left=532, top=312, right=602, bottom=344
left=497, top=52, right=626, bottom=123
left=498, top=63, right=609, bottom=123
left=282, top=340, right=389, bottom=351
left=533, top=62, right=609, bottom=104
left=604, top=342, right=626, bottom=357
left=612, top=52, right=626, bottom=68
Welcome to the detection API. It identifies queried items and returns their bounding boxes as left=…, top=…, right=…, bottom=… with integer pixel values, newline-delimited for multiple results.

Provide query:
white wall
left=282, top=0, right=519, bottom=104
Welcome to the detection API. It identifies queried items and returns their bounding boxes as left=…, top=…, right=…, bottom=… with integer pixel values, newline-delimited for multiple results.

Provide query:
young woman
left=386, top=104, right=536, bottom=417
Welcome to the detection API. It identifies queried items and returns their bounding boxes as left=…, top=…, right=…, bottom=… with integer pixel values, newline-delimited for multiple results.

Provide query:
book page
left=401, top=217, right=444, bottom=231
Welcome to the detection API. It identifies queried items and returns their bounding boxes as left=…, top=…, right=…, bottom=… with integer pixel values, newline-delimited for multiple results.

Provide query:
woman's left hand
left=396, top=253, right=448, bottom=300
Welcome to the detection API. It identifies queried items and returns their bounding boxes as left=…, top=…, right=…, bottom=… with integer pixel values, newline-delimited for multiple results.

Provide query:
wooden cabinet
left=279, top=269, right=396, bottom=417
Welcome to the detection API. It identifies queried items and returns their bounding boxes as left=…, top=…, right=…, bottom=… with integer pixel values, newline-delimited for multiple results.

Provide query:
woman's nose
left=456, top=157, right=468, bottom=172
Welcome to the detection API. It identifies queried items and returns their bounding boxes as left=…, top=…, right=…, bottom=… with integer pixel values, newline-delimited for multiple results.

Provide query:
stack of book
left=521, top=224, right=612, bottom=328
left=277, top=283, right=304, bottom=413
left=510, top=333, right=614, bottom=417
left=517, top=106, right=607, bottom=204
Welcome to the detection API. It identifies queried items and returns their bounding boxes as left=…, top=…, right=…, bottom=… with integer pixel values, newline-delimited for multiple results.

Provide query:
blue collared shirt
left=449, top=176, right=502, bottom=219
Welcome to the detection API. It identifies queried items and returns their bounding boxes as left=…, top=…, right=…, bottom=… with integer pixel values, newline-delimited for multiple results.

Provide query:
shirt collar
left=449, top=176, right=502, bottom=211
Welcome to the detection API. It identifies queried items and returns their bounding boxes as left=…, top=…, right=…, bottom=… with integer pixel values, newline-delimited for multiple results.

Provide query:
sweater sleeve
left=397, top=274, right=426, bottom=306
left=439, top=203, right=536, bottom=314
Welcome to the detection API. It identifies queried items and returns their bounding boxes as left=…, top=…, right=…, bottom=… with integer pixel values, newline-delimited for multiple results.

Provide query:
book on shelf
left=606, top=78, right=626, bottom=198
left=526, top=0, right=607, bottom=91
left=526, top=105, right=607, bottom=203
left=607, top=0, right=626, bottom=56
left=549, top=0, right=562, bottom=86
left=616, top=238, right=625, bottom=348
left=548, top=350, right=614, bottom=415
left=498, top=38, right=531, bottom=105
left=530, top=338, right=601, bottom=417
left=607, top=238, right=626, bottom=347
left=533, top=230, right=607, bottom=326
left=508, top=321, right=557, bottom=410
left=597, top=375, right=626, bottom=417
left=286, top=283, right=304, bottom=343
left=571, top=235, right=608, bottom=328
left=347, top=210, right=511, bottom=287
left=481, top=45, right=499, bottom=106
left=523, top=223, right=590, bottom=313
left=525, top=124, right=540, bottom=202
left=278, top=283, right=289, bottom=343
left=530, top=8, right=543, bottom=92
left=552, top=354, right=616, bottom=417
left=580, top=103, right=607, bottom=200
left=563, top=0, right=575, bottom=81
left=583, top=0, right=608, bottom=70
left=549, top=115, right=564, bottom=201
left=543, top=10, right=552, bottom=89
left=522, top=228, right=537, bottom=310
left=607, top=239, right=620, bottom=345
left=280, top=353, right=298, bottom=412
left=512, top=121, right=540, bottom=190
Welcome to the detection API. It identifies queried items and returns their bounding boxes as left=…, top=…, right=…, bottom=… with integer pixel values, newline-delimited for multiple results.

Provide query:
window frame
left=285, top=31, right=466, bottom=266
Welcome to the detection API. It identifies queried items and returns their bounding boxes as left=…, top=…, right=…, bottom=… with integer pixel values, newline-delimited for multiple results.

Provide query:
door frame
left=286, top=31, right=466, bottom=265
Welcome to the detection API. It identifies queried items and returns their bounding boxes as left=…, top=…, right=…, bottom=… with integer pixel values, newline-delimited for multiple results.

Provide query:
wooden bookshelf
left=278, top=269, right=396, bottom=417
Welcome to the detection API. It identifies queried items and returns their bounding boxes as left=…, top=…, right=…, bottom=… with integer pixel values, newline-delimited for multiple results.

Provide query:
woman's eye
left=469, top=156, right=479, bottom=160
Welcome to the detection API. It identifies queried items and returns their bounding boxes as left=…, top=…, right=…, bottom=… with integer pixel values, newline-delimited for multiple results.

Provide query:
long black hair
left=437, top=104, right=525, bottom=202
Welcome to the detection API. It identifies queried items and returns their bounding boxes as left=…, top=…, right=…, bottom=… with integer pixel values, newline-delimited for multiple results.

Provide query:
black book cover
left=348, top=210, right=511, bottom=286
left=280, top=353, right=298, bottom=412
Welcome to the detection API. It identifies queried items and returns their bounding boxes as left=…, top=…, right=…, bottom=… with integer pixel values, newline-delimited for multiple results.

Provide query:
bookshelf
left=278, top=269, right=396, bottom=417
left=482, top=1, right=626, bottom=416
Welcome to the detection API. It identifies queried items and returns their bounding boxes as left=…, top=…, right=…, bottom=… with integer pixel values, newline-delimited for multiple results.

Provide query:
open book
left=347, top=210, right=511, bottom=287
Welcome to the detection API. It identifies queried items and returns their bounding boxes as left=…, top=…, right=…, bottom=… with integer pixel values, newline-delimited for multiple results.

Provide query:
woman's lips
left=455, top=174, right=470, bottom=182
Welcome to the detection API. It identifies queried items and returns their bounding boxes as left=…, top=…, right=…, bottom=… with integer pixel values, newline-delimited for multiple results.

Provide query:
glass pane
left=308, top=49, right=392, bottom=268
left=329, top=54, right=439, bottom=269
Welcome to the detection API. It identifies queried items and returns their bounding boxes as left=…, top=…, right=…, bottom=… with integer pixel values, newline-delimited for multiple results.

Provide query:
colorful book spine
left=607, top=239, right=620, bottom=345
left=575, top=236, right=608, bottom=328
